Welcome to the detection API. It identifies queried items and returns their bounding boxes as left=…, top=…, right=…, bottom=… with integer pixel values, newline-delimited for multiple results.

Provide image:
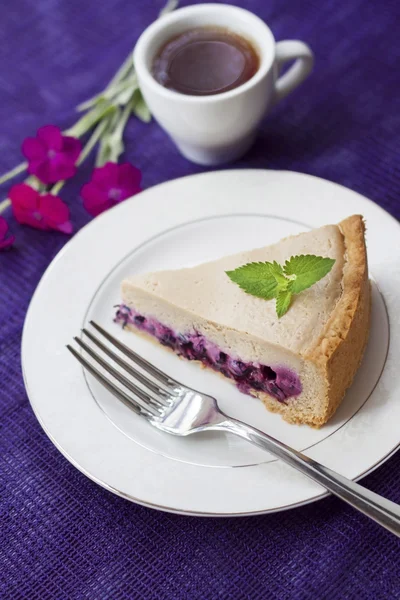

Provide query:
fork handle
left=221, top=417, right=400, bottom=537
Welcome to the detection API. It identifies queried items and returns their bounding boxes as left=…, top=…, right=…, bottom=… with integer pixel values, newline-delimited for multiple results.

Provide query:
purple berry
left=217, top=352, right=227, bottom=364
left=113, top=306, right=302, bottom=402
left=261, top=366, right=276, bottom=381
left=230, top=360, right=249, bottom=377
left=160, top=332, right=176, bottom=348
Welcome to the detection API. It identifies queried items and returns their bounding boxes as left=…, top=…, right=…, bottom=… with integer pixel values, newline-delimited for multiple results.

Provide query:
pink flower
left=81, top=162, right=142, bottom=217
left=9, top=183, right=73, bottom=234
left=22, top=125, right=81, bottom=184
left=0, top=216, right=15, bottom=250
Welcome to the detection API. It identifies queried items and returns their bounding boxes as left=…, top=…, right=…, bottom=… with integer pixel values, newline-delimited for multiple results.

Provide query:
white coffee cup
left=134, top=4, right=314, bottom=166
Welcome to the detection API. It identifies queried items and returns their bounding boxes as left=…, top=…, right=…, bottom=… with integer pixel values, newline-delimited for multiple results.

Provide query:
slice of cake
left=117, top=215, right=370, bottom=427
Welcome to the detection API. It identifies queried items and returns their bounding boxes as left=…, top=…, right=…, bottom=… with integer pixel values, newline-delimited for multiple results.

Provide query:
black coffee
left=152, top=27, right=259, bottom=96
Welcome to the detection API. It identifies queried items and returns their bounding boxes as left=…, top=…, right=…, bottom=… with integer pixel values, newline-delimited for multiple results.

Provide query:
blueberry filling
left=160, top=332, right=176, bottom=348
left=114, top=305, right=302, bottom=402
left=217, top=352, right=227, bottom=365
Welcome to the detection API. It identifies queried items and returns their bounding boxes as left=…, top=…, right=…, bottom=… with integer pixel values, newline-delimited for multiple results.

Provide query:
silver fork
left=67, top=321, right=400, bottom=536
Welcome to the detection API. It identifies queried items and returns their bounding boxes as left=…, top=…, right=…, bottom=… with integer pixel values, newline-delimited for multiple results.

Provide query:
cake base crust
left=120, top=215, right=370, bottom=427
left=256, top=215, right=370, bottom=427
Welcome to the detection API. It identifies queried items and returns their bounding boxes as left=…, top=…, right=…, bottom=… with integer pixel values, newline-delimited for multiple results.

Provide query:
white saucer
left=22, top=170, right=400, bottom=515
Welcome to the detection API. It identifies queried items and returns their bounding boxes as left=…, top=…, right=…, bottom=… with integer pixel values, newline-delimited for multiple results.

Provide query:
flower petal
left=33, top=157, right=77, bottom=184
left=13, top=206, right=49, bottom=230
left=55, top=220, right=73, bottom=234
left=62, top=136, right=82, bottom=163
left=37, top=125, right=63, bottom=150
left=119, top=183, right=142, bottom=201
left=0, top=217, right=15, bottom=250
left=117, top=163, right=142, bottom=189
left=0, top=233, right=15, bottom=250
left=116, top=185, right=140, bottom=202
left=26, top=159, right=47, bottom=181
left=91, top=162, right=119, bottom=188
left=81, top=182, right=112, bottom=217
left=49, top=153, right=77, bottom=181
left=28, top=161, right=56, bottom=185
left=9, top=183, right=39, bottom=210
left=0, top=215, right=8, bottom=239
left=21, top=137, right=47, bottom=161
left=39, top=194, right=70, bottom=225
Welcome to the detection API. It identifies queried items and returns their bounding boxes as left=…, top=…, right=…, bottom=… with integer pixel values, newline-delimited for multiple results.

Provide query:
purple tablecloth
left=1, top=1, right=400, bottom=598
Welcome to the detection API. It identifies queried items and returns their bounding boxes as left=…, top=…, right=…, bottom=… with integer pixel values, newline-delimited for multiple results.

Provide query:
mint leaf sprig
left=226, top=255, right=335, bottom=318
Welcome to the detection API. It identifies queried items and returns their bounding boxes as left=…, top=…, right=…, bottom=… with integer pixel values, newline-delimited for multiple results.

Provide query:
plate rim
left=21, top=169, right=400, bottom=516
left=83, top=214, right=389, bottom=469
left=22, top=364, right=400, bottom=517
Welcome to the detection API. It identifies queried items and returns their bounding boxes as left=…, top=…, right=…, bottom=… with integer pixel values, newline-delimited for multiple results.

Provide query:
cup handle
left=274, top=40, right=314, bottom=103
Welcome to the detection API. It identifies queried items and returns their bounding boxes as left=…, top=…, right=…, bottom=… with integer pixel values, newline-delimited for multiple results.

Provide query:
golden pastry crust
left=256, top=215, right=370, bottom=427
left=122, top=215, right=370, bottom=428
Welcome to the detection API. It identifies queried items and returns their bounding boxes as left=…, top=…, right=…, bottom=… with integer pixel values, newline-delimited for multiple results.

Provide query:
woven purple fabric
left=1, top=1, right=400, bottom=598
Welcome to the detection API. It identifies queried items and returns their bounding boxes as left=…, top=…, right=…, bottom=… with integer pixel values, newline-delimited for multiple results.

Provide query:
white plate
left=22, top=170, right=400, bottom=516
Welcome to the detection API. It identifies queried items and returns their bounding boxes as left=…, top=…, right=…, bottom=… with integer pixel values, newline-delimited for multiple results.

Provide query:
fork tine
left=67, top=345, right=154, bottom=418
left=90, top=321, right=181, bottom=389
left=82, top=328, right=171, bottom=405
left=74, top=337, right=164, bottom=413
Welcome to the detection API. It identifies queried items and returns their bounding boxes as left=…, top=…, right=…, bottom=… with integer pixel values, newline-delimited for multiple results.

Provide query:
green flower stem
left=50, top=180, right=64, bottom=196
left=65, top=101, right=115, bottom=138
left=95, top=109, right=119, bottom=166
left=107, top=96, right=134, bottom=163
left=111, top=75, right=138, bottom=107
left=76, top=74, right=136, bottom=112
left=0, top=104, right=114, bottom=187
left=0, top=0, right=177, bottom=192
left=77, top=116, right=113, bottom=166
left=49, top=116, right=114, bottom=196
left=0, top=104, right=113, bottom=188
left=27, top=176, right=43, bottom=191
left=0, top=162, right=27, bottom=186
left=0, top=198, right=10, bottom=214
left=159, top=0, right=179, bottom=17
left=96, top=109, right=121, bottom=167
left=76, top=0, right=174, bottom=112
left=107, top=52, right=135, bottom=90
left=114, top=97, right=133, bottom=137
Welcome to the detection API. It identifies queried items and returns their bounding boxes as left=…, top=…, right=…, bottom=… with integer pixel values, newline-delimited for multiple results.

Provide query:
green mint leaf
left=276, top=289, right=292, bottom=318
left=270, top=261, right=288, bottom=289
left=284, top=255, right=335, bottom=294
left=226, top=262, right=280, bottom=300
left=227, top=253, right=335, bottom=319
